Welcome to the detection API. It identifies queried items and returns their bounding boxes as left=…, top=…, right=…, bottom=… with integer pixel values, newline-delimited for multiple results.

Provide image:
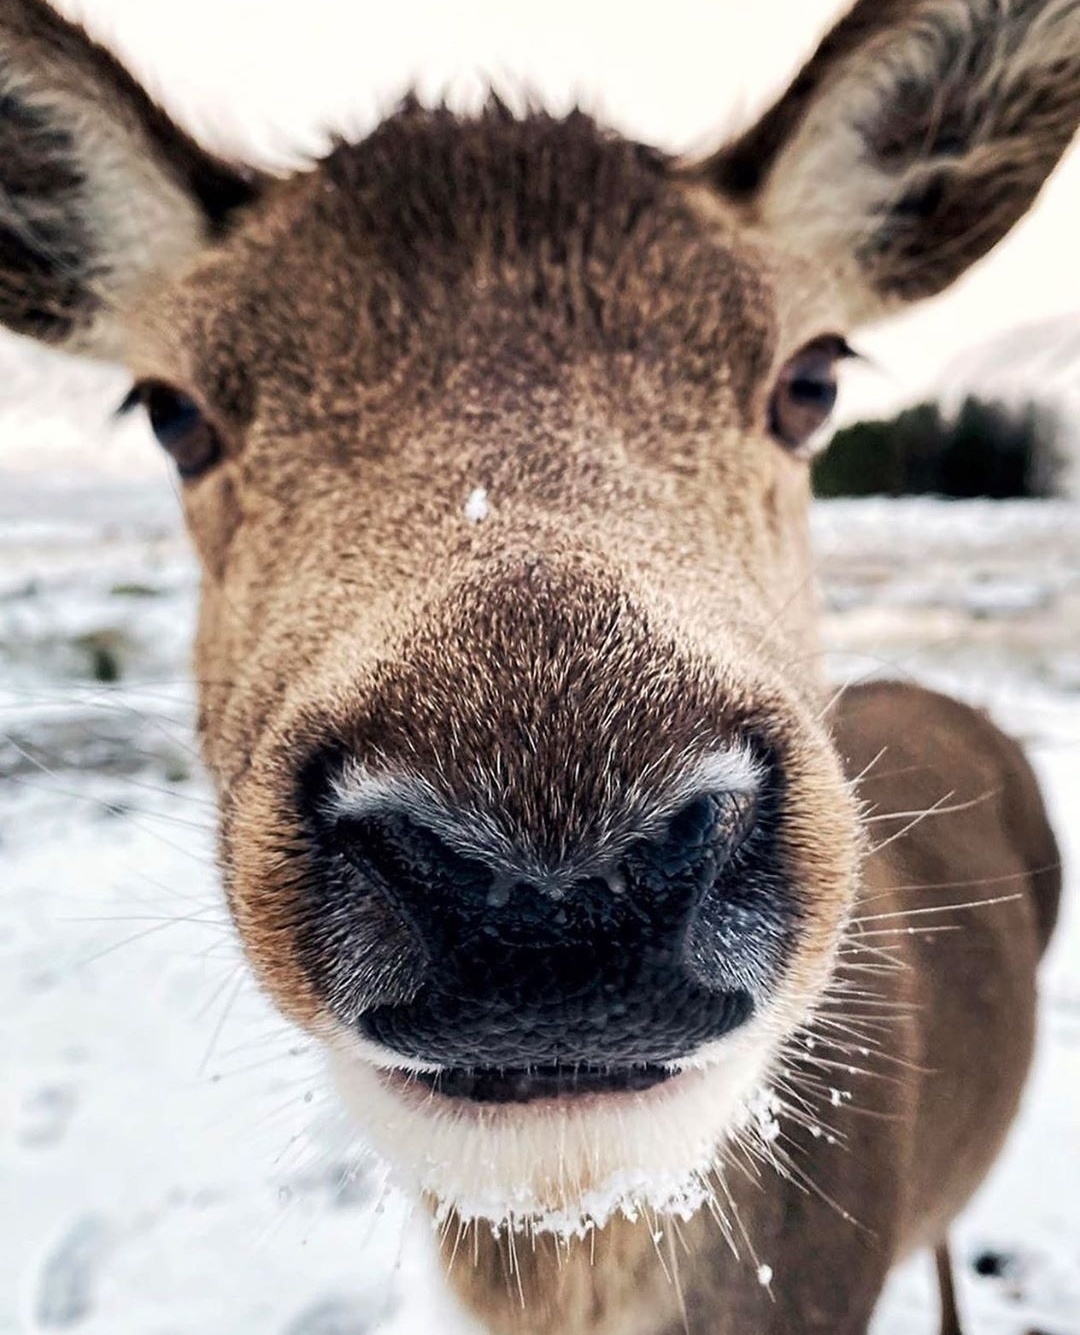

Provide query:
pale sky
left=3, top=0, right=1078, bottom=471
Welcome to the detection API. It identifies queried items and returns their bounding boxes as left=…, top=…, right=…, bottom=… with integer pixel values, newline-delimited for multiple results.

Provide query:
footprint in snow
left=34, top=1215, right=111, bottom=1328
left=19, top=1084, right=78, bottom=1149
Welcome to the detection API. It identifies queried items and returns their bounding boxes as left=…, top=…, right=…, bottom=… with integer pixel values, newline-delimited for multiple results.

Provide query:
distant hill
left=938, top=313, right=1080, bottom=404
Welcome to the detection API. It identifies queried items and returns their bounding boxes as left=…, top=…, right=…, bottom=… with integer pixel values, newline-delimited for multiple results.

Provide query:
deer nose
left=336, top=790, right=754, bottom=957
left=319, top=774, right=781, bottom=1071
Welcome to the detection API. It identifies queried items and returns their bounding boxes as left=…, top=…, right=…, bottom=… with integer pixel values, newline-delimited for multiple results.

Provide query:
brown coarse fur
left=1, top=1, right=1074, bottom=1332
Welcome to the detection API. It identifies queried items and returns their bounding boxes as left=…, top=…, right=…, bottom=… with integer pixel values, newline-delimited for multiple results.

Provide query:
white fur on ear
left=0, top=0, right=256, bottom=359
left=715, top=0, right=1080, bottom=320
left=1, top=79, right=208, bottom=356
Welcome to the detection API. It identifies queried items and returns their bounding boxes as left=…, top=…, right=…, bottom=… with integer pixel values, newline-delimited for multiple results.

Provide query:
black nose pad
left=334, top=787, right=757, bottom=969
left=323, top=780, right=775, bottom=1068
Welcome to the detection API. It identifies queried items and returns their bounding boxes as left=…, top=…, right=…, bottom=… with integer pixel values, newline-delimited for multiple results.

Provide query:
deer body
left=1, top=1, right=1074, bottom=1331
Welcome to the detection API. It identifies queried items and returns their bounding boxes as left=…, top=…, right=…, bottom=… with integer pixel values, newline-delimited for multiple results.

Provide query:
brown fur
left=1, top=1, right=1073, bottom=1331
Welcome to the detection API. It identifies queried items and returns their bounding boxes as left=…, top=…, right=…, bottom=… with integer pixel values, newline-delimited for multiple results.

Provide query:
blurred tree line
left=813, top=395, right=1065, bottom=499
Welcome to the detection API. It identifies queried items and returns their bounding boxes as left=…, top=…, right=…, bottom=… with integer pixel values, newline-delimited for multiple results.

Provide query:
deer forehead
left=129, top=108, right=792, bottom=451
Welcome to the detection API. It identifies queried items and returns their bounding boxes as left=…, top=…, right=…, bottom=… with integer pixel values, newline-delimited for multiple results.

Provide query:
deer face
left=138, top=115, right=861, bottom=1223
left=3, top=0, right=1077, bottom=1233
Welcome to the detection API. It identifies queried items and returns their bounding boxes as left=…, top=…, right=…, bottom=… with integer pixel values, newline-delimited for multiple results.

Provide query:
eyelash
left=121, top=381, right=224, bottom=479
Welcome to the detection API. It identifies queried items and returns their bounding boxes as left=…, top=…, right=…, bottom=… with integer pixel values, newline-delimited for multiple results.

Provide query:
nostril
left=335, top=811, right=494, bottom=928
left=628, top=789, right=758, bottom=897
left=670, top=791, right=755, bottom=863
left=666, top=794, right=722, bottom=853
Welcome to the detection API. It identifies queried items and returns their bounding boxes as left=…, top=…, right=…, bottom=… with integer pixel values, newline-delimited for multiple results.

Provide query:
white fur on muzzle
left=324, top=1022, right=779, bottom=1238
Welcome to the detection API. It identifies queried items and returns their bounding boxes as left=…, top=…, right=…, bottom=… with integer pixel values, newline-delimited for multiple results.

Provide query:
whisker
left=856, top=862, right=1059, bottom=904
left=2, top=744, right=217, bottom=860
left=197, top=968, right=249, bottom=1077
left=73, top=912, right=229, bottom=967
left=868, top=789, right=997, bottom=857
left=851, top=892, right=1023, bottom=924
left=846, top=744, right=890, bottom=790
left=863, top=791, right=997, bottom=824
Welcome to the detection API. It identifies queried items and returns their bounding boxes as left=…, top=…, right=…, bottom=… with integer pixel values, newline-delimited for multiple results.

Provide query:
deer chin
left=323, top=1020, right=780, bottom=1237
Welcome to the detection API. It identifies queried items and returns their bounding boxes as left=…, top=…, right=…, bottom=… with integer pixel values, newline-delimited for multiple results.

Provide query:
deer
left=2, top=0, right=1073, bottom=1330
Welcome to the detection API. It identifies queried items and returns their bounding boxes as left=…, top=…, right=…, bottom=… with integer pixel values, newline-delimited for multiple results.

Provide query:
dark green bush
left=813, top=396, right=1064, bottom=499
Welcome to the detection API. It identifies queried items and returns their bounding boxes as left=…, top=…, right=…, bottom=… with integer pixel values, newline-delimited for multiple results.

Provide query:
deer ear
left=0, top=0, right=261, bottom=359
left=702, top=0, right=1080, bottom=324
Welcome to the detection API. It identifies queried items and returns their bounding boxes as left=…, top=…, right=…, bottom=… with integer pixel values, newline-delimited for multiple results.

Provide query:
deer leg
left=935, top=1241, right=964, bottom=1335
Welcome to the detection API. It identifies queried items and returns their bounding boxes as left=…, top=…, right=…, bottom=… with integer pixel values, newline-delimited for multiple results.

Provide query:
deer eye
left=768, top=336, right=851, bottom=455
left=124, top=381, right=222, bottom=479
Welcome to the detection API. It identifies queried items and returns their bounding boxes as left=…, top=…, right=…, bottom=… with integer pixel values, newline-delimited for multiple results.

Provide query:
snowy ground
left=2, top=476, right=1078, bottom=1335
